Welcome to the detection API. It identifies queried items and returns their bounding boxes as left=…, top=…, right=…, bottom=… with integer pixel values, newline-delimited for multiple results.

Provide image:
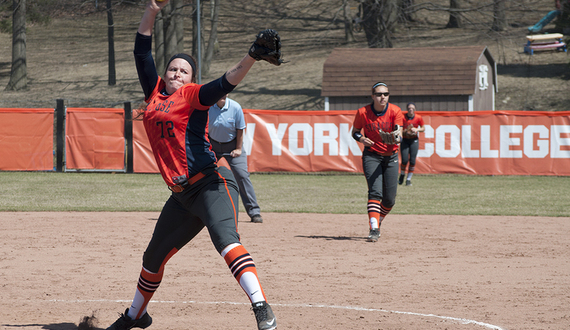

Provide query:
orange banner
left=0, top=109, right=54, bottom=171
left=66, top=108, right=125, bottom=170
left=131, top=109, right=570, bottom=176
left=414, top=111, right=570, bottom=175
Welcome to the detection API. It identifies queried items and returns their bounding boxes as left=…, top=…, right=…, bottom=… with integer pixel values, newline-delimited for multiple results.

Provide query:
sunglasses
left=373, top=92, right=390, bottom=97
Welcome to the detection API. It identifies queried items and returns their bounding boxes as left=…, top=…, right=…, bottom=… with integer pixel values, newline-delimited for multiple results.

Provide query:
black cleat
left=367, top=228, right=380, bottom=242
left=252, top=301, right=277, bottom=330
left=398, top=174, right=405, bottom=185
left=106, top=309, right=152, bottom=330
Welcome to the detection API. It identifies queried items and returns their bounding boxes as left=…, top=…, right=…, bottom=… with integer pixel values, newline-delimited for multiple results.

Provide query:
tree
left=154, top=0, right=185, bottom=74
left=491, top=0, right=507, bottom=31
left=399, top=0, right=415, bottom=23
left=202, top=0, right=220, bottom=75
left=360, top=0, right=399, bottom=48
left=446, top=0, right=462, bottom=28
left=106, top=0, right=116, bottom=86
left=343, top=0, right=355, bottom=42
left=6, top=0, right=27, bottom=91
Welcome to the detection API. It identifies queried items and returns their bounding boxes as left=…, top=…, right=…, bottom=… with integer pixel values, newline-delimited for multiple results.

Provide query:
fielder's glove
left=249, top=29, right=284, bottom=66
left=379, top=129, right=401, bottom=145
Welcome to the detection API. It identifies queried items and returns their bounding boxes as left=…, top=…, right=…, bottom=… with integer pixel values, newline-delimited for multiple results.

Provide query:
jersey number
left=157, top=121, right=175, bottom=138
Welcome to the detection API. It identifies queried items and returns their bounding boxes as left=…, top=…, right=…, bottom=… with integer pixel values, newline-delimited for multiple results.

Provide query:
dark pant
left=400, top=138, right=419, bottom=170
left=142, top=165, right=241, bottom=273
left=362, top=149, right=399, bottom=208
left=209, top=138, right=261, bottom=218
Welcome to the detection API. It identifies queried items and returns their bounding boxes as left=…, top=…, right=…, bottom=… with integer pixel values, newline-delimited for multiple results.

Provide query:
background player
left=104, top=1, right=281, bottom=329
left=209, top=94, right=264, bottom=223
left=351, top=82, right=404, bottom=242
left=399, top=102, right=425, bottom=186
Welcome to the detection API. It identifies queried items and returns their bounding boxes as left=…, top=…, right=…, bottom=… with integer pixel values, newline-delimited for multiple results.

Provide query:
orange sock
left=223, top=244, right=266, bottom=302
left=367, top=199, right=381, bottom=229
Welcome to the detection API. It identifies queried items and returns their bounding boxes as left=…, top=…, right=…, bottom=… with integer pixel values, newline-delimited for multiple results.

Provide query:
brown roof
left=321, top=46, right=495, bottom=97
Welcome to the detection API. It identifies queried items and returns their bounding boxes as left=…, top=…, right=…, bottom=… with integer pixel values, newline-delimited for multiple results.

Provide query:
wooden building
left=321, top=46, right=497, bottom=111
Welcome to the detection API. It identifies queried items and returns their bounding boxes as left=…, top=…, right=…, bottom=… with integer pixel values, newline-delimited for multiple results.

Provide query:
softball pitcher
left=351, top=82, right=404, bottom=242
left=105, top=1, right=282, bottom=329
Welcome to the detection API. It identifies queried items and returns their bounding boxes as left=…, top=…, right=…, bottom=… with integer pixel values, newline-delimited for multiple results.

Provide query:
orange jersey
left=143, top=77, right=215, bottom=186
left=353, top=103, right=404, bottom=154
left=402, top=112, right=424, bottom=139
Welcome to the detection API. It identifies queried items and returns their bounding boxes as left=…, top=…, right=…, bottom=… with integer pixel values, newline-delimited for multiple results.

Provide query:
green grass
left=0, top=172, right=568, bottom=216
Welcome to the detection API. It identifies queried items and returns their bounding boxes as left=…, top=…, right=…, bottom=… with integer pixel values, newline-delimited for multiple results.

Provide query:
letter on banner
left=551, top=125, right=570, bottom=158
left=266, top=123, right=288, bottom=156
left=461, top=125, right=480, bottom=158
left=436, top=125, right=461, bottom=158
left=500, top=125, right=523, bottom=158
left=339, top=123, right=362, bottom=156
left=418, top=125, right=434, bottom=157
left=481, top=125, right=498, bottom=158
left=314, top=123, right=338, bottom=156
left=243, top=123, right=256, bottom=156
left=523, top=125, right=548, bottom=158
left=289, top=123, right=312, bottom=156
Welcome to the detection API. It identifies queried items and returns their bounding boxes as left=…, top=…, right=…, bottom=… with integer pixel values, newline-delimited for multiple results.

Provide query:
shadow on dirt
left=295, top=235, right=367, bottom=241
left=1, top=323, right=102, bottom=330
left=498, top=63, right=570, bottom=80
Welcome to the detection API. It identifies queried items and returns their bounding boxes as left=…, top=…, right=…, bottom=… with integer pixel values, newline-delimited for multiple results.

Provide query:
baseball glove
left=249, top=29, right=284, bottom=66
left=379, top=129, right=401, bottom=145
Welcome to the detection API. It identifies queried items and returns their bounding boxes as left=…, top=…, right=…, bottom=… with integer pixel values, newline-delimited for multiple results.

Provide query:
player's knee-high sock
left=128, top=248, right=178, bottom=320
left=400, top=163, right=407, bottom=175
left=379, top=203, right=392, bottom=222
left=367, top=199, right=382, bottom=229
left=128, top=267, right=163, bottom=319
left=222, top=243, right=266, bottom=303
left=407, top=165, right=415, bottom=180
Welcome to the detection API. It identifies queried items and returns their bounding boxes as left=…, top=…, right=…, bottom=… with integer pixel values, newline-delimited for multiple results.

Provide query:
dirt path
left=1, top=212, right=568, bottom=329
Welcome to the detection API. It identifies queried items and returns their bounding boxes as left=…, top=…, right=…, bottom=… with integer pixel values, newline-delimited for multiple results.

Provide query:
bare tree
left=106, top=0, right=116, bottom=86
left=202, top=0, right=220, bottom=75
left=343, top=0, right=355, bottom=42
left=153, top=1, right=185, bottom=74
left=6, top=0, right=27, bottom=91
left=446, top=0, right=462, bottom=28
left=360, top=0, right=399, bottom=48
left=491, top=0, right=507, bottom=31
left=399, top=0, right=415, bottom=22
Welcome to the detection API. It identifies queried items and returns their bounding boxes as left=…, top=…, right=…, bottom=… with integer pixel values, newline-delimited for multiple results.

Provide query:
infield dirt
left=1, top=212, right=569, bottom=329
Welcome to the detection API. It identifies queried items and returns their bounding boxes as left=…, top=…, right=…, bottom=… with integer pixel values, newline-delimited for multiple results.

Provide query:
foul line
left=49, top=299, right=506, bottom=330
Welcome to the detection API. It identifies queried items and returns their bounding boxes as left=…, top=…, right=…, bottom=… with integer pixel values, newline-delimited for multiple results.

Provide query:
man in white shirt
left=209, top=94, right=264, bottom=223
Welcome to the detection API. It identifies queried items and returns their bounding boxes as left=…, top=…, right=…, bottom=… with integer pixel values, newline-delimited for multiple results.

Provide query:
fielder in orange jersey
left=399, top=102, right=425, bottom=186
left=351, top=82, right=404, bottom=242
left=104, top=1, right=280, bottom=330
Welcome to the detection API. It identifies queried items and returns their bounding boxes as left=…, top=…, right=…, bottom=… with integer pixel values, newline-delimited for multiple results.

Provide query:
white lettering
left=524, top=125, right=549, bottom=158
left=461, top=125, right=480, bottom=158
left=265, top=123, right=288, bottom=156
left=418, top=125, right=434, bottom=157
left=289, top=123, right=312, bottom=156
left=314, top=123, right=338, bottom=156
left=551, top=125, right=570, bottom=158
left=435, top=125, right=461, bottom=158
left=500, top=125, right=523, bottom=158
left=480, top=125, right=499, bottom=158
left=243, top=123, right=256, bottom=155
left=340, top=123, right=362, bottom=156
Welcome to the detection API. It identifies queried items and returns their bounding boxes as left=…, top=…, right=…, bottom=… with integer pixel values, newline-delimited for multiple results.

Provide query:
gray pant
left=210, top=138, right=261, bottom=218
left=362, top=148, right=399, bottom=208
